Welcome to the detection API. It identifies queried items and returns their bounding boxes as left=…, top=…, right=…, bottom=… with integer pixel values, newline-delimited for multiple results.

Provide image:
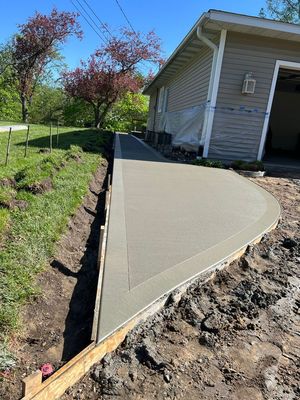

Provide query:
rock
left=163, top=370, right=172, bottom=383
left=129, top=370, right=137, bottom=382
left=135, top=339, right=166, bottom=370
left=199, top=332, right=215, bottom=347
left=179, top=298, right=205, bottom=328
left=282, top=238, right=298, bottom=249
left=201, top=313, right=224, bottom=334
left=264, top=365, right=278, bottom=391
left=101, top=353, right=112, bottom=367
left=92, top=366, right=123, bottom=396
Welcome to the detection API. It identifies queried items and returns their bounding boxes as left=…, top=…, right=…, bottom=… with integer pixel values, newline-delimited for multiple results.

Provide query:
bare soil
left=62, top=171, right=300, bottom=400
left=0, top=160, right=109, bottom=400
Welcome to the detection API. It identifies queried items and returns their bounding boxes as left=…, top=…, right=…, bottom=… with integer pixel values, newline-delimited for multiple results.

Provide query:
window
left=157, top=87, right=165, bottom=113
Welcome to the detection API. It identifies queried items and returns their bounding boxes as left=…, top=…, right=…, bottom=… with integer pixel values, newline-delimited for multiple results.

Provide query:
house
left=143, top=10, right=300, bottom=161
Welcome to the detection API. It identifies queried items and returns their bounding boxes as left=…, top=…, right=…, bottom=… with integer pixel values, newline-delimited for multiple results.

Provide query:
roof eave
left=143, top=10, right=300, bottom=95
left=143, top=12, right=210, bottom=95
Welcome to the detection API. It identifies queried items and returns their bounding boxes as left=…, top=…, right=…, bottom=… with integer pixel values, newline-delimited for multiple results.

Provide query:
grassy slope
left=0, top=121, right=27, bottom=126
left=0, top=124, right=110, bottom=345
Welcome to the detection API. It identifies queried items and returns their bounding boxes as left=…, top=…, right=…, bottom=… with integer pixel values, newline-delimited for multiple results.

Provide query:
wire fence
left=2, top=120, right=61, bottom=166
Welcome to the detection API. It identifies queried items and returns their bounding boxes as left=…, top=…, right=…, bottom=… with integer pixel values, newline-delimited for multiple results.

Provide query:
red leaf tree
left=10, top=8, right=82, bottom=122
left=63, top=29, right=163, bottom=128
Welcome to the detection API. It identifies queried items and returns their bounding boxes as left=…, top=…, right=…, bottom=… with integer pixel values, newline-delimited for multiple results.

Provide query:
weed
left=191, top=159, right=224, bottom=168
left=231, top=160, right=265, bottom=171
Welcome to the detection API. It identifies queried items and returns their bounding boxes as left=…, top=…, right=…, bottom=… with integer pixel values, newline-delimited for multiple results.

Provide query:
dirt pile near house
left=63, top=173, right=300, bottom=400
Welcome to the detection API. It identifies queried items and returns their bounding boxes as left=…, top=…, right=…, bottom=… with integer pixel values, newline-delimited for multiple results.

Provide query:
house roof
left=143, top=10, right=300, bottom=95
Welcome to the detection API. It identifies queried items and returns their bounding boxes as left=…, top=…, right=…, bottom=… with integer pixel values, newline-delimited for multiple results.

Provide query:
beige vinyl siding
left=167, top=46, right=213, bottom=112
left=208, top=32, right=300, bottom=160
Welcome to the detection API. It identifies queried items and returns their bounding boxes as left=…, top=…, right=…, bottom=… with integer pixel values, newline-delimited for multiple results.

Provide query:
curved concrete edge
left=97, top=135, right=281, bottom=343
left=98, top=217, right=279, bottom=345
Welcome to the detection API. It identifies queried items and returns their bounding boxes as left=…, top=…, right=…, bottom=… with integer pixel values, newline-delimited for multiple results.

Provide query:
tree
left=63, top=29, right=162, bottom=128
left=105, top=92, right=149, bottom=131
left=29, top=85, right=66, bottom=124
left=0, top=50, right=20, bottom=121
left=63, top=98, right=94, bottom=127
left=5, top=8, right=82, bottom=123
left=260, top=0, right=300, bottom=22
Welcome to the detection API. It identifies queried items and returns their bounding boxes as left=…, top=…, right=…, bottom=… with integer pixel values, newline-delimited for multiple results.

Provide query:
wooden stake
left=56, top=120, right=59, bottom=147
left=22, top=370, right=42, bottom=397
left=24, top=125, right=30, bottom=157
left=49, top=122, right=52, bottom=153
left=5, top=127, right=12, bottom=166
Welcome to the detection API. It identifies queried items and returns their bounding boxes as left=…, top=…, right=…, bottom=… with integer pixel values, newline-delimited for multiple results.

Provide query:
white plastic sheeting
left=158, top=104, right=207, bottom=151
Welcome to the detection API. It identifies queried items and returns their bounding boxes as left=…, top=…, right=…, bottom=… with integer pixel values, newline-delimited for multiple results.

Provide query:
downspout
left=152, top=88, right=159, bottom=131
left=197, top=27, right=227, bottom=157
left=196, top=26, right=218, bottom=151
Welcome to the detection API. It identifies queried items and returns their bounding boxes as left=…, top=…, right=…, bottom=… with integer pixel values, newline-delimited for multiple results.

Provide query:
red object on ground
left=40, top=363, right=54, bottom=378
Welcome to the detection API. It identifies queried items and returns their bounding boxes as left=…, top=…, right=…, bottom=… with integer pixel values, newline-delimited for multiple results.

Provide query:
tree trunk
left=93, top=104, right=101, bottom=128
left=98, top=102, right=113, bottom=129
left=21, top=94, right=29, bottom=123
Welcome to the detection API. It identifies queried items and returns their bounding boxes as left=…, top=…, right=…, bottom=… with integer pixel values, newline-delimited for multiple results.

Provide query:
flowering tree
left=63, top=29, right=163, bottom=128
left=8, top=8, right=82, bottom=122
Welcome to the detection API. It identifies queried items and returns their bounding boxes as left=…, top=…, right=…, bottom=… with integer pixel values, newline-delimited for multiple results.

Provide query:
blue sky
left=1, top=0, right=266, bottom=71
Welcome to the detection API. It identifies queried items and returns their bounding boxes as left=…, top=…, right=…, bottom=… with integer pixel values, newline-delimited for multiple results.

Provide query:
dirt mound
left=26, top=177, right=53, bottom=194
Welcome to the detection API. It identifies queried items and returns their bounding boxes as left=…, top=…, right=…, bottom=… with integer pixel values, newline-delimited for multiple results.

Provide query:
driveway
left=96, top=133, right=280, bottom=342
left=0, top=125, right=28, bottom=132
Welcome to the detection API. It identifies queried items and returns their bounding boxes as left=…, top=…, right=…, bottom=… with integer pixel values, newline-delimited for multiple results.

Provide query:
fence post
left=24, top=125, right=30, bottom=157
left=56, top=120, right=59, bottom=147
left=49, top=122, right=52, bottom=153
left=5, top=127, right=12, bottom=166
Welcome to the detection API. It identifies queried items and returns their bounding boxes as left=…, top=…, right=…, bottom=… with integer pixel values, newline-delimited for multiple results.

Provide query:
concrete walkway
left=0, top=125, right=28, bottom=132
left=97, top=134, right=280, bottom=342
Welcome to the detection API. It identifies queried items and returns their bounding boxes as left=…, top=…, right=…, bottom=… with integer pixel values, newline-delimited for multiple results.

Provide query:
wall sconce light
left=242, top=72, right=256, bottom=94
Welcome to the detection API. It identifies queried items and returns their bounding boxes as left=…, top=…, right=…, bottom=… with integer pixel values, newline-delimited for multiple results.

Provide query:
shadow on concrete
left=116, top=134, right=171, bottom=163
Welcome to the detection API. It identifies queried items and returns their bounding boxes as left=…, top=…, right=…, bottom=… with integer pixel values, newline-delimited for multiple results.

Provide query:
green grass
left=0, top=124, right=111, bottom=362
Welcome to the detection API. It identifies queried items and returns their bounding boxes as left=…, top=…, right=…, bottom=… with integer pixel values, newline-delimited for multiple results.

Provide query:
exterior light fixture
left=242, top=72, right=256, bottom=94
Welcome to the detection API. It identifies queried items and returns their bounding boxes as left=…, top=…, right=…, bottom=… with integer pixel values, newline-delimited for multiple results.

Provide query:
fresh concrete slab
left=97, top=133, right=280, bottom=342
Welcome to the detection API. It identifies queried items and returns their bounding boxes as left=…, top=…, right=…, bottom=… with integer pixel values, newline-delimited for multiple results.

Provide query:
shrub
left=231, top=160, right=265, bottom=172
left=191, top=159, right=224, bottom=168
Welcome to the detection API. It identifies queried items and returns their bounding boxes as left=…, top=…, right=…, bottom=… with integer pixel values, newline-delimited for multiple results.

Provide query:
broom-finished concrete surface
left=97, top=133, right=280, bottom=342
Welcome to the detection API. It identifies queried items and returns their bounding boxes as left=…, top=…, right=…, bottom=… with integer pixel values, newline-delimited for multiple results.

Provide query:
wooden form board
left=21, top=320, right=135, bottom=400
left=91, top=183, right=112, bottom=341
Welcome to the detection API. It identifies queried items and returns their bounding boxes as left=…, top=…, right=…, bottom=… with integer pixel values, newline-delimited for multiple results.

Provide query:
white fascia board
left=209, top=10, right=300, bottom=36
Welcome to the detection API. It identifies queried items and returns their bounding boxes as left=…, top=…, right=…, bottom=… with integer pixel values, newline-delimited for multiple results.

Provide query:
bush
left=231, top=160, right=265, bottom=172
left=191, top=158, right=224, bottom=168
